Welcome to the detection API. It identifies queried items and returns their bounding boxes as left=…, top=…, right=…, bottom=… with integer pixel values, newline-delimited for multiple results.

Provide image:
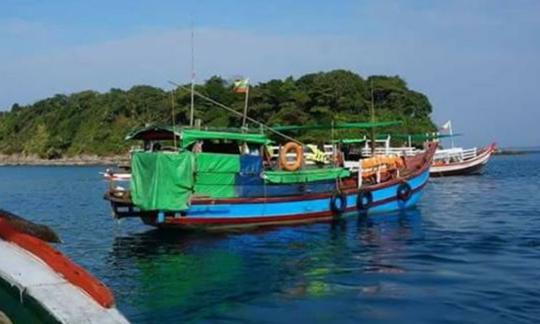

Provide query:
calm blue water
left=1, top=154, right=540, bottom=323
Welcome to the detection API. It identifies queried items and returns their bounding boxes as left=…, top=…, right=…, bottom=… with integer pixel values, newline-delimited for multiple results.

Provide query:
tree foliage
left=0, top=70, right=436, bottom=158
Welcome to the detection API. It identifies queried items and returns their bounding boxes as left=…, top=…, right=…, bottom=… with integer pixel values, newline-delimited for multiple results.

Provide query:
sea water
left=1, top=154, right=539, bottom=323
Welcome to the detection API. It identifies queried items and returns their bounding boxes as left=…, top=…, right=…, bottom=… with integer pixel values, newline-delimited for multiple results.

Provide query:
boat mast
left=241, top=81, right=250, bottom=130
left=170, top=89, right=177, bottom=148
left=189, top=19, right=195, bottom=127
left=370, top=79, right=376, bottom=155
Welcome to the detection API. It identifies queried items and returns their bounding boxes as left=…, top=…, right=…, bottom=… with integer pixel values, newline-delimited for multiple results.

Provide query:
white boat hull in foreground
left=0, top=240, right=128, bottom=323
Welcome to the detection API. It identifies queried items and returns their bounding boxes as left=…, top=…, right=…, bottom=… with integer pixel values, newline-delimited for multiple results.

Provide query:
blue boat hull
left=130, top=168, right=429, bottom=230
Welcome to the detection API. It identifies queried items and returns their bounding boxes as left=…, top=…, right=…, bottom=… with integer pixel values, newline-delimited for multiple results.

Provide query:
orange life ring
left=279, top=142, right=304, bottom=171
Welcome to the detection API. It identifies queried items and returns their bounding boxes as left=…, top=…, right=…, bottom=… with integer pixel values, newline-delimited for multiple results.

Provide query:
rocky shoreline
left=0, top=154, right=129, bottom=166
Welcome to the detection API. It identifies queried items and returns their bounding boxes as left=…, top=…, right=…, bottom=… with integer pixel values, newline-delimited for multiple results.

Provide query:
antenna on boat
left=189, top=18, right=195, bottom=127
left=241, top=80, right=250, bottom=130
left=170, top=89, right=178, bottom=149
left=370, top=78, right=376, bottom=155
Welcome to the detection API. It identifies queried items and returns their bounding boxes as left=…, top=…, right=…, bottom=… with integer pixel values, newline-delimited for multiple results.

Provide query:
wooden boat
left=0, top=209, right=127, bottom=323
left=430, top=143, right=496, bottom=177
left=104, top=126, right=436, bottom=231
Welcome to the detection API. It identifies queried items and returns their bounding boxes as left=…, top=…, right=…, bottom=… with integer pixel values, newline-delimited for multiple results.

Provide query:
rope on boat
left=168, top=80, right=304, bottom=145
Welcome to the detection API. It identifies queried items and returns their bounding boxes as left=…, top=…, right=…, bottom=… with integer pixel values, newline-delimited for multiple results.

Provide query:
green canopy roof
left=181, top=129, right=272, bottom=148
left=273, top=121, right=401, bottom=131
left=382, top=133, right=463, bottom=141
left=332, top=138, right=367, bottom=144
left=125, top=125, right=181, bottom=141
left=125, top=125, right=272, bottom=147
left=331, top=133, right=461, bottom=144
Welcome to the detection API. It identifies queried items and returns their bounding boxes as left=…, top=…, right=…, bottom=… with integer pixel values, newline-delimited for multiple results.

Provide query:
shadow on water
left=106, top=209, right=424, bottom=322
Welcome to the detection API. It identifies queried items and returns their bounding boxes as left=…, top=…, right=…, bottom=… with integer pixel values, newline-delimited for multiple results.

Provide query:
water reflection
left=281, top=210, right=423, bottom=299
left=108, top=209, right=424, bottom=321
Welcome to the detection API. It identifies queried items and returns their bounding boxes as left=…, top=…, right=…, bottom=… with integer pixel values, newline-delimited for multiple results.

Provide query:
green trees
left=0, top=70, right=436, bottom=158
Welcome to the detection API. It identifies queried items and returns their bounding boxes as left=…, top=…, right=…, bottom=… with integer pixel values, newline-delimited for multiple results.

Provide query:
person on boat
left=192, top=141, right=203, bottom=153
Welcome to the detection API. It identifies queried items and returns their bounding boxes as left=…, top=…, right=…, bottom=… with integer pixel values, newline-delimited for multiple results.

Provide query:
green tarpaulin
left=194, top=172, right=236, bottom=198
left=264, top=168, right=350, bottom=184
left=131, top=152, right=195, bottom=211
left=196, top=153, right=241, bottom=173
left=193, top=153, right=240, bottom=198
left=182, top=129, right=271, bottom=148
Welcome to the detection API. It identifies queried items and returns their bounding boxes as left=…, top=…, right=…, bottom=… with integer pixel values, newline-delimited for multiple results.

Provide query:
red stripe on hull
left=162, top=209, right=340, bottom=225
left=0, top=219, right=115, bottom=308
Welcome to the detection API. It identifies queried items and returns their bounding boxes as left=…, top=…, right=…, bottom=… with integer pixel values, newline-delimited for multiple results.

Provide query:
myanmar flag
left=233, top=79, right=249, bottom=93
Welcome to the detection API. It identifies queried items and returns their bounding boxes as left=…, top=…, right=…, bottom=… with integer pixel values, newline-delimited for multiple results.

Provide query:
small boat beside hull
left=430, top=143, right=495, bottom=177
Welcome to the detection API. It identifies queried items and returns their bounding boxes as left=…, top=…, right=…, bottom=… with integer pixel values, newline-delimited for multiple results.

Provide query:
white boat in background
left=429, top=120, right=496, bottom=176
left=343, top=132, right=496, bottom=177
left=430, top=143, right=496, bottom=177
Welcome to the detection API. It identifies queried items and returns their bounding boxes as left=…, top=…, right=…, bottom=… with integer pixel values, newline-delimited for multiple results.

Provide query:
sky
left=1, top=0, right=539, bottom=147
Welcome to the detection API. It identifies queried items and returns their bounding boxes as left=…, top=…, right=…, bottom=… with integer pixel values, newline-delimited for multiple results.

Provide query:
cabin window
left=199, top=140, right=241, bottom=154
left=144, top=140, right=179, bottom=152
left=343, top=146, right=363, bottom=161
left=244, top=144, right=262, bottom=156
left=187, top=141, right=263, bottom=155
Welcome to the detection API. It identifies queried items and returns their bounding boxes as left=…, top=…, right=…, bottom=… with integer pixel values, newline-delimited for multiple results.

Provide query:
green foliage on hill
left=0, top=70, right=436, bottom=158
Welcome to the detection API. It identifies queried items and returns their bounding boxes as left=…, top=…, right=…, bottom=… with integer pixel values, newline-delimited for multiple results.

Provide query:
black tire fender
left=356, top=190, right=373, bottom=210
left=330, top=192, right=347, bottom=214
left=397, top=182, right=412, bottom=201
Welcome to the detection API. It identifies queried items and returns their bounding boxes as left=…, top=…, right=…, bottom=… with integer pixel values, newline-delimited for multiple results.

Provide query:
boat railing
left=360, top=146, right=417, bottom=157
left=462, top=147, right=478, bottom=160
left=434, top=147, right=477, bottom=162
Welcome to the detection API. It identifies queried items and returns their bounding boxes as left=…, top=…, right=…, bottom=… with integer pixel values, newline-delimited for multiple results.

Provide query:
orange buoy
left=279, top=142, right=304, bottom=171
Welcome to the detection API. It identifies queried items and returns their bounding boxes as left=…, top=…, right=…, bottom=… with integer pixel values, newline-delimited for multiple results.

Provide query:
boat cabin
left=125, top=125, right=270, bottom=155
